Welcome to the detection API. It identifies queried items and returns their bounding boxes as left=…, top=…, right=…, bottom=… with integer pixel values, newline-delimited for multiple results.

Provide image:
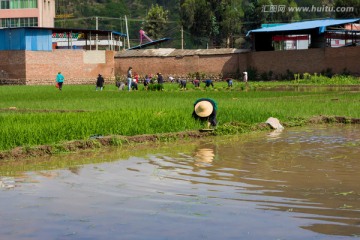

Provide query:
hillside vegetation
left=54, top=0, right=359, bottom=49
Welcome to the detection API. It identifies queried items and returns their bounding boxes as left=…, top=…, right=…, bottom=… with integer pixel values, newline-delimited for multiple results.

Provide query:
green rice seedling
left=1, top=81, right=360, bottom=151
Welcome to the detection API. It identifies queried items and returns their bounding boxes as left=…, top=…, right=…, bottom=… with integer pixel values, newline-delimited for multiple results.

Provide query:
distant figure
left=157, top=72, right=164, bottom=90
left=243, top=72, right=248, bottom=82
left=204, top=79, right=214, bottom=88
left=96, top=74, right=104, bottom=91
left=225, top=78, right=233, bottom=87
left=134, top=73, right=139, bottom=83
left=150, top=74, right=157, bottom=84
left=132, top=77, right=138, bottom=90
left=127, top=67, right=133, bottom=91
left=193, top=79, right=200, bottom=87
left=144, top=74, right=150, bottom=90
left=192, top=98, right=218, bottom=128
left=169, top=76, right=175, bottom=83
left=139, top=28, right=152, bottom=45
left=179, top=79, right=187, bottom=89
left=116, top=81, right=125, bottom=90
left=56, top=72, right=64, bottom=91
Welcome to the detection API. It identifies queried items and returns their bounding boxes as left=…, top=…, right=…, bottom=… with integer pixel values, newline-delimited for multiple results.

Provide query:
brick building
left=0, top=0, right=55, bottom=28
left=0, top=27, right=124, bottom=85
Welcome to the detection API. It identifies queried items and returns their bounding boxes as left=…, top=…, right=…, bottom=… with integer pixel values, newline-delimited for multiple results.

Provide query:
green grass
left=1, top=78, right=360, bottom=151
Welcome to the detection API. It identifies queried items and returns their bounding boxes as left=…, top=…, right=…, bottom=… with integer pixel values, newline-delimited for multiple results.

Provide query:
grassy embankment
left=0, top=75, right=359, bottom=154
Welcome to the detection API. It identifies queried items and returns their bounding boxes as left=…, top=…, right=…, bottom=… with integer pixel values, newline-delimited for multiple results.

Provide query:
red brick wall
left=115, top=47, right=360, bottom=80
left=115, top=54, right=240, bottom=79
left=246, top=47, right=360, bottom=76
left=0, top=51, right=26, bottom=84
left=0, top=47, right=359, bottom=85
left=0, top=50, right=115, bottom=85
left=325, top=47, right=360, bottom=74
left=25, top=50, right=115, bottom=85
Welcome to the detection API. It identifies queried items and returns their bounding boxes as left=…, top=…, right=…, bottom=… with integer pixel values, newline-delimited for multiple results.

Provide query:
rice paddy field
left=1, top=77, right=360, bottom=152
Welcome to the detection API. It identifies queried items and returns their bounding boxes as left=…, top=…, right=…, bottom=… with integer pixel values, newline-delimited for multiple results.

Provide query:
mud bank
left=0, top=131, right=217, bottom=161
left=1, top=116, right=359, bottom=161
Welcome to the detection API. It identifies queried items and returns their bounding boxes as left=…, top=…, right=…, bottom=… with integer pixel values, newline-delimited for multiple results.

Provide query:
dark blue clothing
left=179, top=79, right=186, bottom=88
left=131, top=81, right=138, bottom=90
left=144, top=78, right=150, bottom=86
left=204, top=79, right=214, bottom=87
left=157, top=74, right=164, bottom=84
left=96, top=75, right=104, bottom=87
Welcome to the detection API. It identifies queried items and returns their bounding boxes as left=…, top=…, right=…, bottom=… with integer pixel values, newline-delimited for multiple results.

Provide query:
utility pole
left=181, top=25, right=184, bottom=50
left=125, top=15, right=130, bottom=49
left=96, top=16, right=98, bottom=50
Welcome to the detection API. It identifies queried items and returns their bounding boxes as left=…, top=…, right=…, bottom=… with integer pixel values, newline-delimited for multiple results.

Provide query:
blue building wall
left=0, top=28, right=52, bottom=51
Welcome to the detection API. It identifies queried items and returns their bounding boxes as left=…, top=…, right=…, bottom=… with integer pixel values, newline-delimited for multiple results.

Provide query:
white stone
left=265, top=117, right=284, bottom=130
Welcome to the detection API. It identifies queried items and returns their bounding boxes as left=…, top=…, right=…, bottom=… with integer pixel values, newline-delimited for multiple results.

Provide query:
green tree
left=181, top=0, right=244, bottom=48
left=295, top=0, right=334, bottom=19
left=335, top=0, right=360, bottom=18
left=269, top=0, right=300, bottom=22
left=242, top=0, right=269, bottom=33
left=242, top=0, right=300, bottom=33
left=220, top=0, right=244, bottom=47
left=180, top=0, right=213, bottom=47
left=143, top=4, right=169, bottom=39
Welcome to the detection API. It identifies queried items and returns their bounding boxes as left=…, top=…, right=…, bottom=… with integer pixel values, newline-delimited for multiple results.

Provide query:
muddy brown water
left=0, top=125, right=359, bottom=240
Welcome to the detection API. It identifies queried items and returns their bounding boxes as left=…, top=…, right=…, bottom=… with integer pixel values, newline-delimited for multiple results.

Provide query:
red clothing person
left=134, top=73, right=139, bottom=83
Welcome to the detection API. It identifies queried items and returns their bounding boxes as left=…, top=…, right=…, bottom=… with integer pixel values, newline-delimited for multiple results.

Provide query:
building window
left=0, top=17, right=38, bottom=27
left=0, top=0, right=38, bottom=9
left=0, top=0, right=10, bottom=9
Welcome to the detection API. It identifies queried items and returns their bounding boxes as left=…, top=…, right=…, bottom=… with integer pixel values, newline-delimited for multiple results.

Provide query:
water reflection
left=0, top=177, right=15, bottom=189
left=194, top=147, right=215, bottom=167
left=0, top=126, right=359, bottom=239
left=267, top=129, right=284, bottom=139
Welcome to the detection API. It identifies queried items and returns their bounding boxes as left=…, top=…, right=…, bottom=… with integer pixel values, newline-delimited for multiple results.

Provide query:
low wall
left=115, top=47, right=360, bottom=80
left=247, top=47, right=360, bottom=77
left=0, top=47, right=359, bottom=85
left=0, top=50, right=115, bottom=85
left=115, top=52, right=242, bottom=80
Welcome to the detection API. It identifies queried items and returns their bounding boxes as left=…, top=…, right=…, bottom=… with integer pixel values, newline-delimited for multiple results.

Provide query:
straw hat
left=194, top=101, right=213, bottom=117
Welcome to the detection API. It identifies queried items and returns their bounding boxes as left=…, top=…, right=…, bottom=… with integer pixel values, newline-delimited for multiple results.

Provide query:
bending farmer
left=192, top=98, right=218, bottom=128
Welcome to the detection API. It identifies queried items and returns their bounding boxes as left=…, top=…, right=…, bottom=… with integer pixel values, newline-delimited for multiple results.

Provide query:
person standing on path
left=127, top=67, right=133, bottom=91
left=56, top=72, right=64, bottom=91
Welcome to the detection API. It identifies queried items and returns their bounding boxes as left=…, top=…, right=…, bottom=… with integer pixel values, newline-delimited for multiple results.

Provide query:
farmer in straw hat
left=192, top=98, right=218, bottom=128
